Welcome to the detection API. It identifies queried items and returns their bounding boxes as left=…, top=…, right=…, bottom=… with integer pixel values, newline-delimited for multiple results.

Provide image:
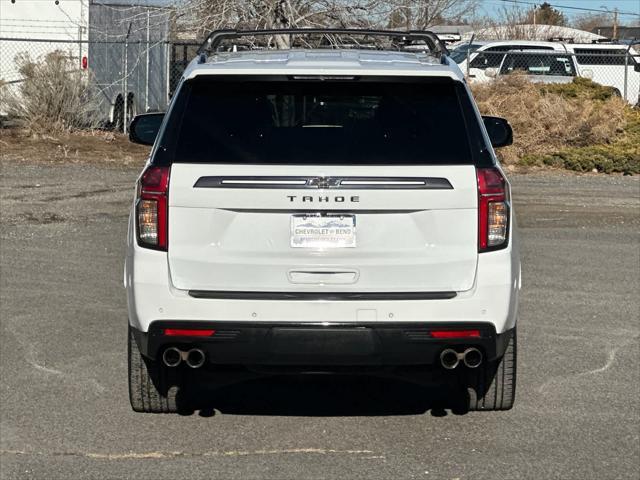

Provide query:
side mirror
left=485, top=67, right=498, bottom=78
left=483, top=116, right=513, bottom=148
left=129, top=113, right=165, bottom=145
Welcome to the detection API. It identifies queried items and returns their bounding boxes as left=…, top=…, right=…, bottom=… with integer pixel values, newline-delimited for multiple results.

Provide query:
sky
left=479, top=0, right=640, bottom=23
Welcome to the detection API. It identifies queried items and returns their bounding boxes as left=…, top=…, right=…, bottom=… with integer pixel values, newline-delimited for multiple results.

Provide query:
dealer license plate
left=290, top=214, right=356, bottom=248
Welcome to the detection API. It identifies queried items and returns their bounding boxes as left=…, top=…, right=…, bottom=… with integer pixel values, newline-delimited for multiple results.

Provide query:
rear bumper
left=126, top=245, right=520, bottom=335
left=133, top=321, right=514, bottom=366
left=125, top=205, right=521, bottom=337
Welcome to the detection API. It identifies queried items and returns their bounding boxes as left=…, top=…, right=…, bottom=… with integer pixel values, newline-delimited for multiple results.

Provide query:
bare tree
left=470, top=5, right=574, bottom=40
left=175, top=0, right=477, bottom=40
left=384, top=0, right=477, bottom=29
left=470, top=7, right=534, bottom=40
left=524, top=2, right=566, bottom=27
left=572, top=13, right=611, bottom=33
left=177, top=1, right=366, bottom=38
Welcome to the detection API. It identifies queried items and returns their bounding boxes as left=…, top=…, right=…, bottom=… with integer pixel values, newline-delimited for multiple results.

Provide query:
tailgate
left=167, top=164, right=478, bottom=293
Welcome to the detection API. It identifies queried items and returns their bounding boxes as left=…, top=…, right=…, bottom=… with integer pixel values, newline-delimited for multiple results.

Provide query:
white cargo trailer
left=0, top=0, right=173, bottom=127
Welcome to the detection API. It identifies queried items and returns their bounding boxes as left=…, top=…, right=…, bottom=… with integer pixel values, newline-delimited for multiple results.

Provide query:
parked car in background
left=450, top=39, right=640, bottom=105
left=452, top=40, right=567, bottom=83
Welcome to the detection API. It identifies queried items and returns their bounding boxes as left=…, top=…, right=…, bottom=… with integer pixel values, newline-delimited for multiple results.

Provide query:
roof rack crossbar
left=197, top=28, right=448, bottom=58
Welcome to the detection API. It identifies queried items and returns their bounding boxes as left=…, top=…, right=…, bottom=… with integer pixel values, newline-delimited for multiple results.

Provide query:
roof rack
left=196, top=28, right=448, bottom=60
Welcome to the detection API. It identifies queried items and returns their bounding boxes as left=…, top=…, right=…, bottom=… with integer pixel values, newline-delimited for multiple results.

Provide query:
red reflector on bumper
left=163, top=329, right=216, bottom=337
left=430, top=330, right=481, bottom=339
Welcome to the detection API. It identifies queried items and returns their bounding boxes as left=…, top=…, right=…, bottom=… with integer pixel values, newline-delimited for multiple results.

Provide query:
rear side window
left=574, top=48, right=637, bottom=66
left=500, top=53, right=576, bottom=76
left=470, top=45, right=554, bottom=69
left=470, top=47, right=508, bottom=69
left=155, top=76, right=492, bottom=166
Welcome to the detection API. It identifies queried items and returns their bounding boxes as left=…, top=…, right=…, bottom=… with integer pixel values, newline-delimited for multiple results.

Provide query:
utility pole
left=601, top=5, right=620, bottom=40
left=145, top=10, right=150, bottom=113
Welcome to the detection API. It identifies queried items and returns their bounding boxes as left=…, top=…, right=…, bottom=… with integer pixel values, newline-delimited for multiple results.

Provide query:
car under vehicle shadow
left=174, top=370, right=470, bottom=417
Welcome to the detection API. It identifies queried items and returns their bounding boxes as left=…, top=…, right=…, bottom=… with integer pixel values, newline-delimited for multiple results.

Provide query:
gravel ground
left=0, top=160, right=639, bottom=480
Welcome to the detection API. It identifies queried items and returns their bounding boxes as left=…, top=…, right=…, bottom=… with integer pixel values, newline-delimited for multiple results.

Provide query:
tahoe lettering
left=287, top=195, right=360, bottom=202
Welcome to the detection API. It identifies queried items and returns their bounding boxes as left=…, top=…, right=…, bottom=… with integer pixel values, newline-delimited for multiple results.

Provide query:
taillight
left=136, top=165, right=170, bottom=250
left=477, top=167, right=509, bottom=251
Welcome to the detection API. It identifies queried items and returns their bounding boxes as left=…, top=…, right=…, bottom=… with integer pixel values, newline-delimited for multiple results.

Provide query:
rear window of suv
left=573, top=48, right=638, bottom=66
left=154, top=76, right=491, bottom=166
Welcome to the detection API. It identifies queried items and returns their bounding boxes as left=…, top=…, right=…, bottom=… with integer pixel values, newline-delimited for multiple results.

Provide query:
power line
left=499, top=0, right=640, bottom=17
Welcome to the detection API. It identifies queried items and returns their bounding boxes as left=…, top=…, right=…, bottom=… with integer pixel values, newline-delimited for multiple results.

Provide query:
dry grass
left=471, top=74, right=629, bottom=165
left=0, top=128, right=149, bottom=167
left=2, top=71, right=636, bottom=173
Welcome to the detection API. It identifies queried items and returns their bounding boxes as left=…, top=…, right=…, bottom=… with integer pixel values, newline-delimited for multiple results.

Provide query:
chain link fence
left=0, top=37, right=198, bottom=129
left=2, top=37, right=639, bottom=131
left=456, top=47, right=640, bottom=105
left=169, top=42, right=200, bottom=97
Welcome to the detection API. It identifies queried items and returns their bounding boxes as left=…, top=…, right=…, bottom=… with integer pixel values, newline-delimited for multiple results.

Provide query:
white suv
left=451, top=40, right=567, bottom=83
left=125, top=29, right=520, bottom=414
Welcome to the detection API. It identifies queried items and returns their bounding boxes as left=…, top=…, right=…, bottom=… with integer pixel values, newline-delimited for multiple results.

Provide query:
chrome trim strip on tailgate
left=219, top=208, right=424, bottom=214
left=193, top=176, right=453, bottom=190
left=188, top=291, right=457, bottom=300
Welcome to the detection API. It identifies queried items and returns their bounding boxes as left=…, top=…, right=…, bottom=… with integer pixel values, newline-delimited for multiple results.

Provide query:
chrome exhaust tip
left=463, top=347, right=483, bottom=369
left=185, top=349, right=206, bottom=369
left=162, top=347, right=182, bottom=367
left=440, top=349, right=460, bottom=370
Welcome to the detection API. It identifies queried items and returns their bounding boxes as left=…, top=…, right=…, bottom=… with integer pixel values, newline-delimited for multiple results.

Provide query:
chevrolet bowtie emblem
left=308, top=177, right=340, bottom=188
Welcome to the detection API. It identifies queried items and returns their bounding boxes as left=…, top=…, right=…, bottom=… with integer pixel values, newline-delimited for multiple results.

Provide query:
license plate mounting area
left=290, top=214, right=356, bottom=248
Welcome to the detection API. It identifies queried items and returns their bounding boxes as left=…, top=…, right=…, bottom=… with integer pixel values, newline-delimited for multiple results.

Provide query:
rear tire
left=112, top=96, right=124, bottom=132
left=128, top=326, right=181, bottom=413
left=465, top=328, right=517, bottom=411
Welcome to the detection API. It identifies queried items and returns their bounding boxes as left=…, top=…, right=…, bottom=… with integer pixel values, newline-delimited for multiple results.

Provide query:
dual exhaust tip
left=162, top=347, right=206, bottom=369
left=164, top=346, right=480, bottom=371
left=440, top=347, right=483, bottom=370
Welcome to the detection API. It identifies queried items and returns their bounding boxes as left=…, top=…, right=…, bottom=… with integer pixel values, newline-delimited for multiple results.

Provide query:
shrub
left=520, top=109, right=640, bottom=174
left=1, top=51, right=102, bottom=133
left=540, top=77, right=620, bottom=101
left=471, top=74, right=629, bottom=165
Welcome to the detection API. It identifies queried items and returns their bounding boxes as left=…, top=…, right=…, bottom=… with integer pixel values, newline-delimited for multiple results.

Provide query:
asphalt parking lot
left=1, top=160, right=638, bottom=480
